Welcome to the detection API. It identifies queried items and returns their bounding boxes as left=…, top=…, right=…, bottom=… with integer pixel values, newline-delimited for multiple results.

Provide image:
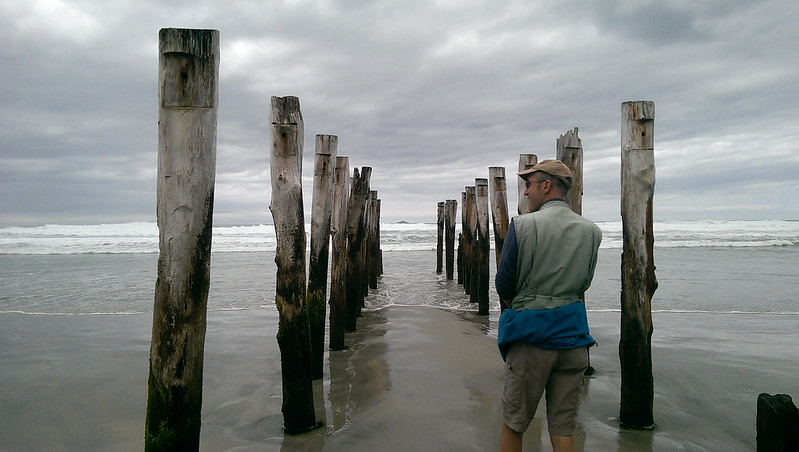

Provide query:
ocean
left=1, top=220, right=797, bottom=316
left=1, top=220, right=798, bottom=451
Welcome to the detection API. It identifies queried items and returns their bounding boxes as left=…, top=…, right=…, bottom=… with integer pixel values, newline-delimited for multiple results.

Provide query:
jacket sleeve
left=495, top=219, right=517, bottom=301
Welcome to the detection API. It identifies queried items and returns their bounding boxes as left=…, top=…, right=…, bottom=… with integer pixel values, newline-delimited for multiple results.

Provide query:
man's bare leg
left=499, top=423, right=522, bottom=452
left=550, top=434, right=573, bottom=452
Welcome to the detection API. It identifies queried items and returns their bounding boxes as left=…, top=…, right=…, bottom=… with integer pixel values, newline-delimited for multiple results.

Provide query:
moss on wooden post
left=146, top=27, right=219, bottom=451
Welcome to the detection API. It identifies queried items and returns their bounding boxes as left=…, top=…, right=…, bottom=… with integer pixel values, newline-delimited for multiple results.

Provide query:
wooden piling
left=488, top=167, right=509, bottom=267
left=268, top=95, right=318, bottom=434
left=619, top=100, right=658, bottom=429
left=475, top=178, right=490, bottom=315
left=457, top=191, right=466, bottom=285
left=362, top=193, right=372, bottom=296
left=464, top=186, right=476, bottom=298
left=345, top=166, right=371, bottom=332
left=146, top=28, right=218, bottom=451
left=444, top=199, right=457, bottom=280
left=757, top=393, right=799, bottom=451
left=436, top=201, right=445, bottom=274
left=367, top=190, right=380, bottom=290
left=328, top=156, right=350, bottom=351
left=517, top=154, right=538, bottom=215
left=359, top=192, right=372, bottom=300
left=556, top=128, right=583, bottom=215
left=307, top=134, right=337, bottom=379
left=375, top=197, right=383, bottom=277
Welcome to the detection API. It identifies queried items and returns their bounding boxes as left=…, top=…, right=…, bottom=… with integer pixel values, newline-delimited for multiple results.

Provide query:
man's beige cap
left=517, top=159, right=573, bottom=188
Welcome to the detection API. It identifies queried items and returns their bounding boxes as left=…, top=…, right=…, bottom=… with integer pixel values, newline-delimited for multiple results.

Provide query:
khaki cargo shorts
left=502, top=343, right=589, bottom=436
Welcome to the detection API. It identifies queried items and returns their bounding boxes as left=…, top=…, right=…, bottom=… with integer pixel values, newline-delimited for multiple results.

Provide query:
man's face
left=523, top=175, right=548, bottom=212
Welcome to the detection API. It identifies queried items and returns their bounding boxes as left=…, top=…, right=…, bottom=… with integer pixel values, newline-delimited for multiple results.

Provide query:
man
left=495, top=159, right=602, bottom=452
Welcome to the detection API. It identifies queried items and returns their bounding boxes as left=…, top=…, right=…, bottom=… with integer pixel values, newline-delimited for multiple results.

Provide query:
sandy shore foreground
left=2, top=307, right=797, bottom=451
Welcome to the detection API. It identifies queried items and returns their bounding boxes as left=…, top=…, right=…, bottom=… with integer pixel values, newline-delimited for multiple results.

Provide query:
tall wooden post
left=457, top=191, right=466, bottom=285
left=362, top=192, right=373, bottom=295
left=345, top=167, right=371, bottom=332
left=307, top=134, right=337, bottom=379
left=436, top=201, right=445, bottom=274
left=557, top=128, right=583, bottom=215
left=475, top=178, right=490, bottom=315
left=488, top=167, right=509, bottom=266
left=375, top=197, right=383, bottom=277
left=367, top=190, right=379, bottom=290
left=328, top=156, right=350, bottom=351
left=517, top=154, right=538, bottom=215
left=444, top=199, right=457, bottom=280
left=359, top=190, right=372, bottom=301
left=268, top=96, right=318, bottom=434
left=619, top=100, right=658, bottom=429
left=464, top=186, right=476, bottom=298
left=146, top=28, right=218, bottom=451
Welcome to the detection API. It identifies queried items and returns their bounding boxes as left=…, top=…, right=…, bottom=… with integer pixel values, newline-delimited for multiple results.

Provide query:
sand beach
left=2, top=304, right=796, bottom=451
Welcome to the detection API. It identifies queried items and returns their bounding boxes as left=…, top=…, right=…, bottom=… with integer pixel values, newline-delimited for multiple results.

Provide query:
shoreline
left=1, top=307, right=796, bottom=450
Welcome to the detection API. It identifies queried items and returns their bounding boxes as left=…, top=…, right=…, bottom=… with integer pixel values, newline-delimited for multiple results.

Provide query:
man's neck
left=541, top=197, right=566, bottom=207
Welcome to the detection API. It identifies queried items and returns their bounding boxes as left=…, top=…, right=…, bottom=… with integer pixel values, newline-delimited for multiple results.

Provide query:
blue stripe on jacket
left=497, top=301, right=595, bottom=361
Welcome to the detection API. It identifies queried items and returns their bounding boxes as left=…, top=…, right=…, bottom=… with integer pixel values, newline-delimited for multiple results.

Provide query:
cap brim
left=516, top=168, right=539, bottom=179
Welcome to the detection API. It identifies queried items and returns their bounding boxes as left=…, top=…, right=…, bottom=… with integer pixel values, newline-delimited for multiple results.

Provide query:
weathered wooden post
left=359, top=191, right=372, bottom=300
left=444, top=199, right=457, bottom=280
left=557, top=128, right=593, bottom=374
left=436, top=201, right=445, bottom=274
left=329, top=156, right=350, bottom=351
left=367, top=190, right=380, bottom=290
left=488, top=167, right=509, bottom=266
left=619, top=100, right=658, bottom=429
left=146, top=28, right=218, bottom=451
left=464, top=186, right=476, bottom=298
left=362, top=192, right=372, bottom=295
left=757, top=393, right=799, bottom=451
left=269, top=95, right=318, bottom=433
left=557, top=128, right=583, bottom=215
left=475, top=178, right=490, bottom=315
left=307, top=134, right=337, bottom=379
left=517, top=154, right=538, bottom=215
left=345, top=166, right=371, bottom=332
left=457, top=191, right=466, bottom=285
left=375, top=197, right=383, bottom=277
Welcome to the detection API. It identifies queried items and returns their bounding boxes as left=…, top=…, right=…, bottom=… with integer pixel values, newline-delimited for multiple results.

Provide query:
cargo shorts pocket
left=502, top=362, right=523, bottom=410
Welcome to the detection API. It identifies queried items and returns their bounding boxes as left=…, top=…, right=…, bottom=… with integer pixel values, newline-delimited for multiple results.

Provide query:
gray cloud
left=1, top=0, right=797, bottom=226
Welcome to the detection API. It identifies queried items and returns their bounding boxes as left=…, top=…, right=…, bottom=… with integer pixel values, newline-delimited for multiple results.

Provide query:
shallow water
left=1, top=246, right=796, bottom=316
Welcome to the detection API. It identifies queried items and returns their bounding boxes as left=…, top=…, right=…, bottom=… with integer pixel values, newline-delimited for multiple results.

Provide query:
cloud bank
left=1, top=0, right=797, bottom=225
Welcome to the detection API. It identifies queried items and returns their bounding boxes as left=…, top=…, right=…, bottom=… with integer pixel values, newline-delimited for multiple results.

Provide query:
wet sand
left=1, top=307, right=796, bottom=451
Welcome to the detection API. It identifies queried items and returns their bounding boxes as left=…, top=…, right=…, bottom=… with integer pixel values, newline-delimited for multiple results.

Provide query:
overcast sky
left=2, top=0, right=797, bottom=226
